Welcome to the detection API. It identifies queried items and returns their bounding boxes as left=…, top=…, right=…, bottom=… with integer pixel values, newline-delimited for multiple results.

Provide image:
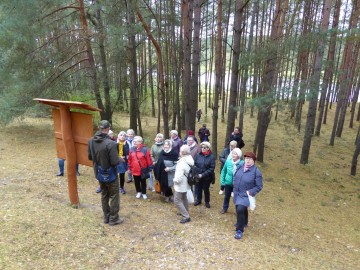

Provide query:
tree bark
left=300, top=0, right=332, bottom=164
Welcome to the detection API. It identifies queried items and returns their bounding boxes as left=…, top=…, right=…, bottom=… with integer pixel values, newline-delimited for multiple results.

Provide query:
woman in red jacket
left=128, top=136, right=153, bottom=200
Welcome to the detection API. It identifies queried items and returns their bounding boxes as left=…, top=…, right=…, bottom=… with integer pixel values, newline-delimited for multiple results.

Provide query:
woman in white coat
left=173, top=145, right=194, bottom=223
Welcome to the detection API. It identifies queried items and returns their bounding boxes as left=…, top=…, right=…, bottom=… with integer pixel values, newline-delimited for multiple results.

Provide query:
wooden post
left=59, top=105, right=79, bottom=207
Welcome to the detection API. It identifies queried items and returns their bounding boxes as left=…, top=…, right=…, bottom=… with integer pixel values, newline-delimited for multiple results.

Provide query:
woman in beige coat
left=173, top=145, right=194, bottom=223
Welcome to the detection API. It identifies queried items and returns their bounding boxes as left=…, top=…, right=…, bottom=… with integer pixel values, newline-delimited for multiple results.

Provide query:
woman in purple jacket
left=233, top=152, right=263, bottom=239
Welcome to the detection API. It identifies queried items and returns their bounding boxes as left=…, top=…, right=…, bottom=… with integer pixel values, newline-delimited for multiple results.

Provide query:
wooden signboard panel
left=53, top=109, right=94, bottom=167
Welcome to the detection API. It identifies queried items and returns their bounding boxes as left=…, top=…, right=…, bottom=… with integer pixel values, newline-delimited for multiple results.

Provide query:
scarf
left=244, top=163, right=253, bottom=172
left=154, top=148, right=178, bottom=194
left=118, top=141, right=124, bottom=157
left=232, top=159, right=240, bottom=176
left=202, top=149, right=211, bottom=156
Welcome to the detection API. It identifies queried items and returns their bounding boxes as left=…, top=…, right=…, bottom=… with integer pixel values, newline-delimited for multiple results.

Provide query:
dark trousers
left=195, top=179, right=211, bottom=203
left=119, top=173, right=125, bottom=189
left=100, top=178, right=120, bottom=222
left=164, top=187, right=173, bottom=197
left=235, top=204, right=248, bottom=232
left=134, top=175, right=147, bottom=194
left=222, top=185, right=233, bottom=211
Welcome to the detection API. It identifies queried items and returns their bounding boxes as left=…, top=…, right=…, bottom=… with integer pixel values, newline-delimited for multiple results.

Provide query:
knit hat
left=244, top=151, right=256, bottom=161
left=170, top=130, right=178, bottom=136
left=108, top=130, right=114, bottom=136
left=232, top=148, right=242, bottom=158
left=188, top=130, right=194, bottom=136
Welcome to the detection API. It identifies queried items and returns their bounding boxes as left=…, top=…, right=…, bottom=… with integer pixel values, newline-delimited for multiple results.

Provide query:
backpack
left=186, top=165, right=199, bottom=186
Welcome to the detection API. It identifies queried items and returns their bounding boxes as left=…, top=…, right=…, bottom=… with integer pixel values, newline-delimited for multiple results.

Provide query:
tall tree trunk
left=183, top=0, right=193, bottom=131
left=351, top=125, right=360, bottom=175
left=254, top=0, right=286, bottom=162
left=126, top=0, right=138, bottom=133
left=300, top=0, right=332, bottom=164
left=212, top=0, right=223, bottom=158
left=225, top=0, right=247, bottom=146
left=330, top=0, right=360, bottom=145
left=315, top=0, right=341, bottom=136
left=78, top=0, right=105, bottom=119
left=95, top=8, right=112, bottom=122
left=190, top=0, right=202, bottom=131
left=135, top=5, right=169, bottom=137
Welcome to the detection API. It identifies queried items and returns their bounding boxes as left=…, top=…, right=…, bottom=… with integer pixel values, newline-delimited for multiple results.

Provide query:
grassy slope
left=0, top=106, right=359, bottom=270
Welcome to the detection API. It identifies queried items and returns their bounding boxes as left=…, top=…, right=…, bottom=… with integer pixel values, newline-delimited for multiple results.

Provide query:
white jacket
left=173, top=154, right=194, bottom=192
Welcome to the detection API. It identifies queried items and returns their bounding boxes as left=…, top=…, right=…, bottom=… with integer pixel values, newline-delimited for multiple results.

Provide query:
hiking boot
left=180, top=217, right=191, bottom=224
left=76, top=172, right=80, bottom=176
left=205, top=203, right=211, bottom=208
left=56, top=172, right=64, bottom=177
left=220, top=209, right=227, bottom=214
left=119, top=188, right=126, bottom=194
left=109, top=218, right=124, bottom=226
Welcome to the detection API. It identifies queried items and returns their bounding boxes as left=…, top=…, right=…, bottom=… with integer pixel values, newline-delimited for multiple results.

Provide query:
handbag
left=135, top=151, right=149, bottom=180
left=155, top=180, right=161, bottom=193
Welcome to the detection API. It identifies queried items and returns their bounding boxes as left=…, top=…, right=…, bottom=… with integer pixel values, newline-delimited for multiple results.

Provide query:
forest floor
left=0, top=108, right=359, bottom=270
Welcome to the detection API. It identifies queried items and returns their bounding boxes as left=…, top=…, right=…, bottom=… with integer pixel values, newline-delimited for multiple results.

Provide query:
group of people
left=87, top=120, right=263, bottom=239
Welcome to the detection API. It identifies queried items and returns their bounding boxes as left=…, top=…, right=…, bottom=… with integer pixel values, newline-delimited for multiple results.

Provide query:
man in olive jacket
left=88, top=120, right=124, bottom=226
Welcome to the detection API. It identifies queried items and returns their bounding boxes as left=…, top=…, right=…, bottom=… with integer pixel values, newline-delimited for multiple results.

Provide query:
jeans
left=100, top=178, right=120, bottom=222
left=58, top=158, right=79, bottom=174
left=134, top=175, right=147, bottom=194
left=195, top=179, right=211, bottom=203
left=235, top=204, right=248, bottom=232
left=148, top=172, right=154, bottom=189
left=222, top=185, right=233, bottom=211
left=174, top=191, right=189, bottom=218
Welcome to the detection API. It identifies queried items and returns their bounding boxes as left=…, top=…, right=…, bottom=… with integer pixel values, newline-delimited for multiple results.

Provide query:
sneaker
left=234, top=230, right=243, bottom=239
left=119, top=188, right=126, bottom=194
left=76, top=172, right=80, bottom=176
left=151, top=188, right=156, bottom=192
left=205, top=203, right=211, bottom=208
left=56, top=172, right=64, bottom=177
left=220, top=209, right=227, bottom=214
left=126, top=179, right=133, bottom=183
left=136, top=192, right=141, bottom=199
left=142, top=194, right=148, bottom=200
left=180, top=217, right=191, bottom=224
left=109, top=218, right=124, bottom=226
left=231, top=192, right=234, bottom=197
left=219, top=190, right=224, bottom=195
left=96, top=187, right=102, bottom=193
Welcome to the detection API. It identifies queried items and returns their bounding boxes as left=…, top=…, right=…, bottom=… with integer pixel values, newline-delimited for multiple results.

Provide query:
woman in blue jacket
left=233, top=152, right=263, bottom=239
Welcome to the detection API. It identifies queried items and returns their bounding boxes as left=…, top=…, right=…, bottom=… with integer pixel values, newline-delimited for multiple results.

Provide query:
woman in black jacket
left=193, top=141, right=216, bottom=208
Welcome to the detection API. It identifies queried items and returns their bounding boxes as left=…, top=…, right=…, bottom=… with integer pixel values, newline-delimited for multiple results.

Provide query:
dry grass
left=0, top=107, right=359, bottom=270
